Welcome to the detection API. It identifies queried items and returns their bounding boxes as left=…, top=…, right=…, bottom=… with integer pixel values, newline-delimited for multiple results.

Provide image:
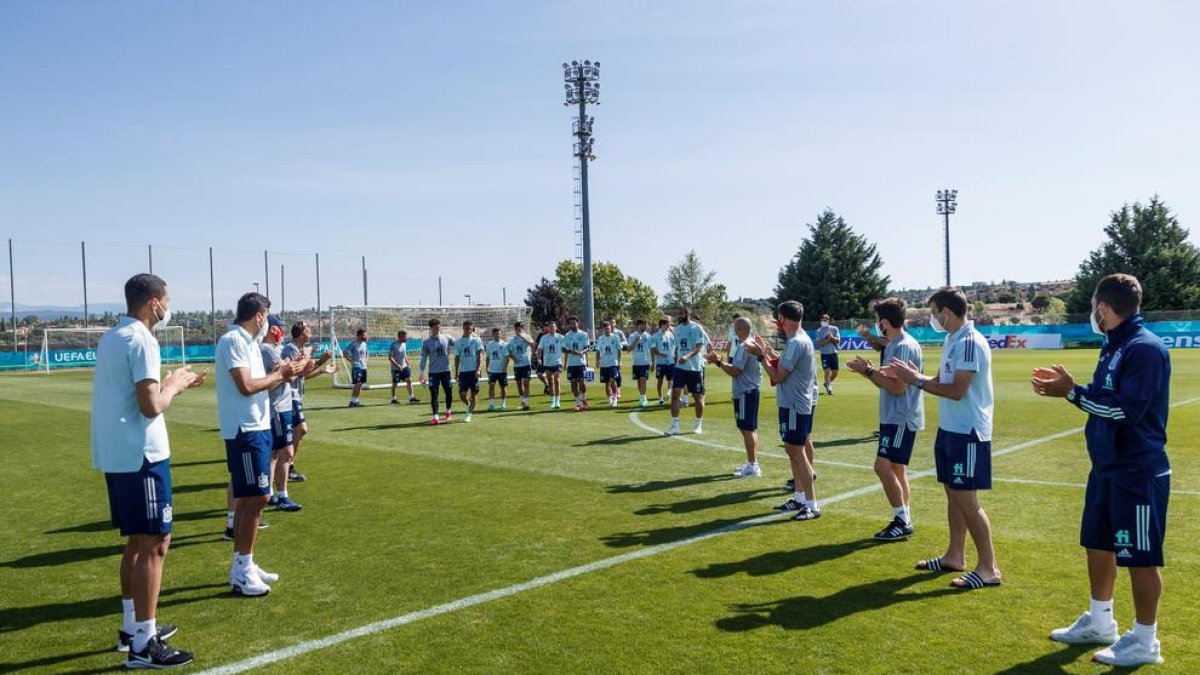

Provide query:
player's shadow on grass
left=601, top=514, right=767, bottom=548
left=575, top=434, right=663, bottom=448
left=44, top=509, right=226, bottom=535
left=993, top=644, right=1094, bottom=674
left=3, top=532, right=221, bottom=568
left=172, top=481, right=228, bottom=496
left=0, top=582, right=227, bottom=636
left=330, top=420, right=445, bottom=431
left=606, top=474, right=734, bottom=494
left=716, top=572, right=956, bottom=632
left=0, top=647, right=115, bottom=674
left=636, top=487, right=782, bottom=515
left=692, top=539, right=882, bottom=578
left=813, top=435, right=878, bottom=449
left=170, top=457, right=227, bottom=468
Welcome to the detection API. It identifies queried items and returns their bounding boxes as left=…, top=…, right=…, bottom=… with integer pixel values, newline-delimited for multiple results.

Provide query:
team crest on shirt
left=161, top=505, right=173, bottom=524
left=258, top=474, right=270, bottom=489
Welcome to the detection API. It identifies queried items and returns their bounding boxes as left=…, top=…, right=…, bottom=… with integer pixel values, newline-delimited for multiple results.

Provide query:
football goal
left=38, top=326, right=186, bottom=372
left=327, top=305, right=532, bottom=389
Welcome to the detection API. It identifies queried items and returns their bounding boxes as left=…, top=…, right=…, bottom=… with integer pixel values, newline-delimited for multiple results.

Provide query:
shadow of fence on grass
left=691, top=539, right=882, bottom=578
left=606, top=474, right=733, bottom=494
left=635, top=487, right=781, bottom=515
left=44, top=509, right=226, bottom=535
left=0, top=582, right=228, bottom=636
left=4, top=532, right=221, bottom=568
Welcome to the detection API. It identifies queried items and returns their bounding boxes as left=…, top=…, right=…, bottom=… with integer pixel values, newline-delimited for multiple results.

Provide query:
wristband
left=864, top=366, right=874, bottom=378
left=916, top=377, right=927, bottom=390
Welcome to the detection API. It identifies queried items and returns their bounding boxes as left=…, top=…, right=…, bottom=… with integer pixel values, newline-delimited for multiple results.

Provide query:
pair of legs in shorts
left=924, top=428, right=1001, bottom=587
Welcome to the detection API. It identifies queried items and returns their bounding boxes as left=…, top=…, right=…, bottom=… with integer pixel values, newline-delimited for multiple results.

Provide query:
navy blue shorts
left=543, top=364, right=562, bottom=374
left=1081, top=470, right=1170, bottom=567
left=656, top=363, right=675, bottom=380
left=672, top=369, right=705, bottom=395
left=458, top=371, right=480, bottom=393
left=934, top=429, right=992, bottom=490
left=567, top=365, right=587, bottom=381
left=778, top=407, right=813, bottom=445
left=820, top=353, right=839, bottom=371
left=600, top=366, right=620, bottom=383
left=271, top=409, right=295, bottom=451
left=877, top=424, right=917, bottom=465
left=225, top=430, right=273, bottom=498
left=632, top=364, right=650, bottom=380
left=351, top=367, right=368, bottom=384
left=488, top=371, right=508, bottom=386
left=429, top=371, right=452, bottom=390
left=291, top=399, right=305, bottom=424
left=733, top=389, right=760, bottom=431
left=514, top=365, right=532, bottom=380
left=391, top=366, right=412, bottom=383
left=106, top=458, right=173, bottom=536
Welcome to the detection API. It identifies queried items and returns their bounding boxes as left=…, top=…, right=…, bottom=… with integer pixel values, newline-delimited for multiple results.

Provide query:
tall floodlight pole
left=936, top=189, right=958, bottom=287
left=563, top=59, right=600, bottom=337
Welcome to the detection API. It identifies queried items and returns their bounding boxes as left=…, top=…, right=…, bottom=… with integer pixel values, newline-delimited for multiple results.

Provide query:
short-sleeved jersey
left=344, top=340, right=369, bottom=369
left=539, top=332, right=564, bottom=366
left=729, top=340, right=761, bottom=396
left=652, top=330, right=674, bottom=363
left=673, top=323, right=709, bottom=372
left=420, top=335, right=453, bottom=374
left=564, top=330, right=591, bottom=367
left=816, top=325, right=841, bottom=355
left=628, top=331, right=653, bottom=366
left=936, top=321, right=994, bottom=441
left=880, top=331, right=925, bottom=431
left=596, top=333, right=623, bottom=368
left=776, top=330, right=816, bottom=413
left=486, top=339, right=509, bottom=373
left=507, top=335, right=533, bottom=368
left=388, top=340, right=408, bottom=368
left=215, top=325, right=271, bottom=440
left=454, top=334, right=484, bottom=373
left=280, top=342, right=307, bottom=401
left=260, top=342, right=294, bottom=413
left=91, top=316, right=169, bottom=473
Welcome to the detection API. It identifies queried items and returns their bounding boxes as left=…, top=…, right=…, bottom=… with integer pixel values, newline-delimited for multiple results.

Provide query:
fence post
left=81, top=241, right=89, bottom=329
left=209, top=246, right=216, bottom=343
left=264, top=250, right=270, bottom=300
left=8, top=239, right=15, bottom=352
left=315, top=253, right=322, bottom=344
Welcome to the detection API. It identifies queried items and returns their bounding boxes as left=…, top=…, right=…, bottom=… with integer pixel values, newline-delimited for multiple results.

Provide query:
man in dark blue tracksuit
left=1032, top=273, right=1171, bottom=667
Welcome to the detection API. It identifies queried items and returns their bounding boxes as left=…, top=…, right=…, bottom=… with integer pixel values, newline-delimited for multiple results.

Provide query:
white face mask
left=877, top=321, right=887, bottom=336
left=254, top=315, right=270, bottom=343
left=1090, top=304, right=1105, bottom=335
left=151, top=300, right=172, bottom=331
left=820, top=321, right=829, bottom=328
left=929, top=310, right=947, bottom=334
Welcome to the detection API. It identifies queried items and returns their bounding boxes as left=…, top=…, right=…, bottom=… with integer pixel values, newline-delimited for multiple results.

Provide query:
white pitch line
left=993, top=476, right=1200, bottom=496
left=199, top=397, right=1200, bottom=674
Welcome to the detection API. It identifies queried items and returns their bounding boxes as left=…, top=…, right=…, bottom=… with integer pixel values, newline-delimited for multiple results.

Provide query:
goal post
left=327, top=305, right=532, bottom=390
left=38, top=325, right=186, bottom=372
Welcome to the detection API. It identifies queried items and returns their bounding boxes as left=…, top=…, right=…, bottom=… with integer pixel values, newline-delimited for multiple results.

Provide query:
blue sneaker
left=274, top=496, right=303, bottom=512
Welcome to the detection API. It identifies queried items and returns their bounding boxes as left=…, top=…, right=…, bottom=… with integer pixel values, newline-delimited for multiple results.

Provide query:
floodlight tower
left=936, top=189, right=958, bottom=287
left=563, top=59, right=600, bottom=337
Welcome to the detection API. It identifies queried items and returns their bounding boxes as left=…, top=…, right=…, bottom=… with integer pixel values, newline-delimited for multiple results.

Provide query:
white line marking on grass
left=200, top=398, right=1200, bottom=674
left=994, top=476, right=1200, bottom=496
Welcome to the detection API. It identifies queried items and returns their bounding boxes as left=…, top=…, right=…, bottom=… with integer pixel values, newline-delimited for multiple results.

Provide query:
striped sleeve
left=952, top=336, right=981, bottom=373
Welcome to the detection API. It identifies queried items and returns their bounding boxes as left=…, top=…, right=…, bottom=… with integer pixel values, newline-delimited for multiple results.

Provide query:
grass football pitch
left=1, top=348, right=1198, bottom=674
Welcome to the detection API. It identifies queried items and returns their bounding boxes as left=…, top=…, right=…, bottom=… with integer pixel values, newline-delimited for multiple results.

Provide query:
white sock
left=892, top=506, right=906, bottom=521
left=226, top=511, right=235, bottom=528
left=279, top=489, right=288, bottom=500
left=131, top=618, right=156, bottom=653
left=902, top=506, right=912, bottom=524
left=807, top=499, right=819, bottom=510
left=1131, top=621, right=1157, bottom=645
left=1090, top=598, right=1115, bottom=626
left=671, top=416, right=679, bottom=425
left=233, top=552, right=253, bottom=569
left=121, top=597, right=136, bottom=633
left=794, top=491, right=806, bottom=504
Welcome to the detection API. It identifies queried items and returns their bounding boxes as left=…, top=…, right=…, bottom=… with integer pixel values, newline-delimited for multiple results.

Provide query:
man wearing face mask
left=815, top=314, right=841, bottom=395
left=343, top=328, right=369, bottom=407
left=215, top=292, right=309, bottom=597
left=260, top=315, right=302, bottom=513
left=1032, top=274, right=1171, bottom=667
left=92, top=274, right=206, bottom=668
left=886, top=287, right=1000, bottom=591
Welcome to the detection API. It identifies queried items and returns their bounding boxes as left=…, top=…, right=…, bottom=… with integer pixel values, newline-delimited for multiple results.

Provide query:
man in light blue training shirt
left=651, top=318, right=675, bottom=406
left=563, top=317, right=591, bottom=411
left=507, top=321, right=536, bottom=410
left=626, top=318, right=654, bottom=407
left=342, top=328, right=369, bottom=407
left=485, top=327, right=509, bottom=412
left=816, top=313, right=841, bottom=395
left=706, top=316, right=764, bottom=479
left=595, top=319, right=624, bottom=408
left=665, top=307, right=709, bottom=435
left=453, top=320, right=484, bottom=422
left=538, top=320, right=565, bottom=409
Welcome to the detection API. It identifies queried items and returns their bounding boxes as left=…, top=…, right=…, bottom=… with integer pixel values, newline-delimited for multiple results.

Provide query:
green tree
left=553, top=260, right=659, bottom=327
left=661, top=250, right=731, bottom=323
left=1044, top=296, right=1067, bottom=324
left=1067, top=196, right=1200, bottom=312
left=524, top=277, right=570, bottom=326
left=771, top=209, right=890, bottom=320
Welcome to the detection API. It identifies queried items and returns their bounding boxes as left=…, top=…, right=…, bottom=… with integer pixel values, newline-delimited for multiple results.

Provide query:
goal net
left=38, top=326, right=187, bottom=372
left=327, top=305, right=532, bottom=389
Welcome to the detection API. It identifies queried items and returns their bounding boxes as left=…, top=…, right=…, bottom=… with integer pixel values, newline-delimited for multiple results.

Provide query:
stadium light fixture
left=935, top=189, right=958, bottom=286
left=562, top=58, right=601, bottom=337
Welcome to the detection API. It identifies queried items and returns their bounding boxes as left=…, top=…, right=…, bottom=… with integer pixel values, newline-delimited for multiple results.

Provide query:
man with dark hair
left=508, top=321, right=536, bottom=410
left=485, top=327, right=510, bottom=411
left=757, top=300, right=820, bottom=520
left=454, top=320, right=484, bottom=422
left=665, top=307, right=709, bottom=435
left=215, top=292, right=309, bottom=596
left=888, top=287, right=1001, bottom=590
left=595, top=319, right=624, bottom=407
left=538, top=320, right=565, bottom=409
left=626, top=319, right=653, bottom=407
left=388, top=330, right=418, bottom=405
left=651, top=318, right=675, bottom=406
left=280, top=321, right=333, bottom=483
left=1033, top=273, right=1171, bottom=666
left=342, top=328, right=369, bottom=407
left=563, top=316, right=591, bottom=411
left=261, top=315, right=302, bottom=513
left=707, top=316, right=764, bottom=478
left=93, top=274, right=204, bottom=668
left=848, top=297, right=924, bottom=541
left=815, top=313, right=841, bottom=395
left=419, top=318, right=455, bottom=424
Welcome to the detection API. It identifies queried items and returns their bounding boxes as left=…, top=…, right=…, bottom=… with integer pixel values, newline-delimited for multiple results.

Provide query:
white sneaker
left=1050, top=611, right=1118, bottom=645
left=230, top=566, right=271, bottom=596
left=733, top=462, right=762, bottom=478
left=664, top=422, right=681, bottom=436
left=1092, top=631, right=1163, bottom=667
left=681, top=396, right=690, bottom=406
left=693, top=420, right=704, bottom=434
left=253, top=564, right=279, bottom=583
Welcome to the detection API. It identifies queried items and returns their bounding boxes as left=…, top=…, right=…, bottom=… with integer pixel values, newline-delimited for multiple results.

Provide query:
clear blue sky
left=2, top=1, right=1198, bottom=312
